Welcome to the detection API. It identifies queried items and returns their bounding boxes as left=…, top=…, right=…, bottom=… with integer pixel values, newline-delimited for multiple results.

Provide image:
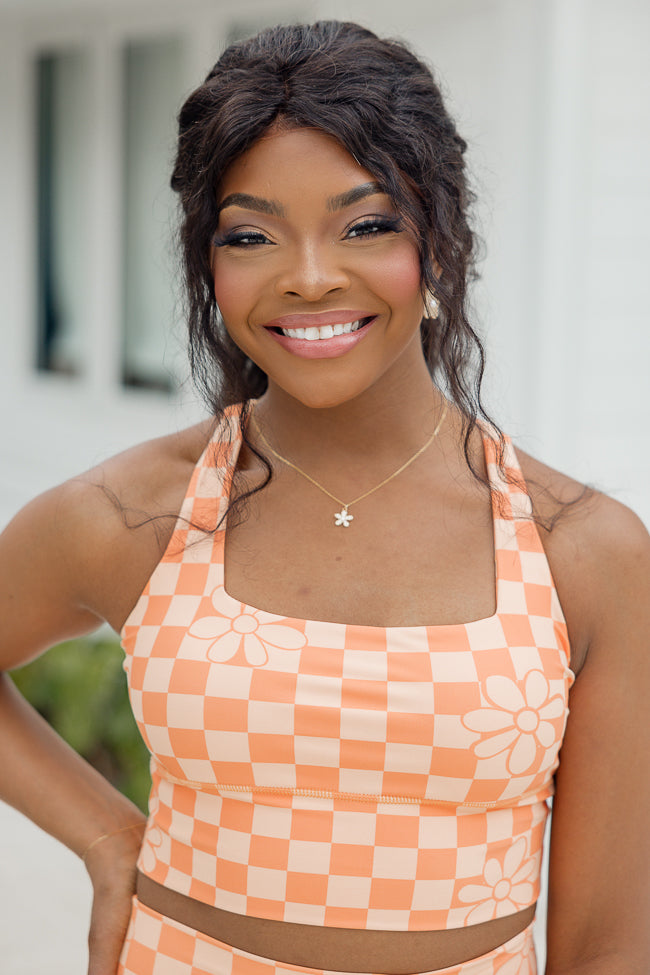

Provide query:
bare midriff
left=136, top=872, right=535, bottom=973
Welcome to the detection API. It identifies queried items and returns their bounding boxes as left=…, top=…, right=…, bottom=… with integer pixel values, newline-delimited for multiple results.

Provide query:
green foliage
left=11, top=634, right=151, bottom=812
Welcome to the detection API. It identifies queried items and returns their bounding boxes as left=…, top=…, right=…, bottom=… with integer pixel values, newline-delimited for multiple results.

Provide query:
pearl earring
left=424, top=291, right=440, bottom=320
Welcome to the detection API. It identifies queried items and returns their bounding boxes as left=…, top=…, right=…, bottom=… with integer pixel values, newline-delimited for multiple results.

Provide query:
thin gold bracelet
left=80, top=822, right=145, bottom=863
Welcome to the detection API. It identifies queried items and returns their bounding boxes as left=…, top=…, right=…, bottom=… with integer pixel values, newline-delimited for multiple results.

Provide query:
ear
left=430, top=255, right=443, bottom=281
left=421, top=255, right=443, bottom=320
left=421, top=256, right=442, bottom=296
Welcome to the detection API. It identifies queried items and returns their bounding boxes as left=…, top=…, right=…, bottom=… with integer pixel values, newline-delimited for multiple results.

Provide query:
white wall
left=0, top=802, right=91, bottom=973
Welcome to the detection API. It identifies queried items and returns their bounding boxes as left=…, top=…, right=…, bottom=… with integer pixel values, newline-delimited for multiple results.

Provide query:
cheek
left=369, top=244, right=422, bottom=306
left=210, top=259, right=260, bottom=359
left=211, top=262, right=249, bottom=322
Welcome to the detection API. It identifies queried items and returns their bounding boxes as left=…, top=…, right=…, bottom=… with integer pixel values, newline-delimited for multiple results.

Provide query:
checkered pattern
left=121, top=405, right=573, bottom=932
left=118, top=899, right=537, bottom=974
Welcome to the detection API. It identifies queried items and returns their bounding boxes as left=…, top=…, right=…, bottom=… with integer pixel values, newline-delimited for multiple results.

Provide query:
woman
left=0, top=20, right=648, bottom=975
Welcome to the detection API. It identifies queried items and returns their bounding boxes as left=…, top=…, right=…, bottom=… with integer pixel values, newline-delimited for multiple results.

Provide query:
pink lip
left=265, top=316, right=377, bottom=359
left=262, top=310, right=373, bottom=329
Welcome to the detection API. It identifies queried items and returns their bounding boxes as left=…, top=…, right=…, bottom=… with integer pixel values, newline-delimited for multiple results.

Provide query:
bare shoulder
left=76, top=416, right=217, bottom=516
left=516, top=448, right=650, bottom=673
left=56, top=416, right=218, bottom=610
left=516, top=447, right=649, bottom=558
left=0, top=419, right=216, bottom=668
left=43, top=416, right=216, bottom=549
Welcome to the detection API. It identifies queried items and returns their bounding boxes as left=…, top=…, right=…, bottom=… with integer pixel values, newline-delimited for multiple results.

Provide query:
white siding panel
left=574, top=0, right=650, bottom=518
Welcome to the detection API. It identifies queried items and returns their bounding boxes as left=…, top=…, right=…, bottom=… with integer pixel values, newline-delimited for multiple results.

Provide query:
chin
left=291, top=390, right=355, bottom=410
left=278, top=377, right=372, bottom=411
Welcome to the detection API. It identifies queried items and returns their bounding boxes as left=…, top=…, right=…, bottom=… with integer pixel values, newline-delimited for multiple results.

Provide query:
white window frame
left=4, top=1, right=310, bottom=408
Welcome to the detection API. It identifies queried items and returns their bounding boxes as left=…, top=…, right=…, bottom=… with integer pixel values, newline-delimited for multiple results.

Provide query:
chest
left=224, top=465, right=497, bottom=628
left=124, top=546, right=571, bottom=807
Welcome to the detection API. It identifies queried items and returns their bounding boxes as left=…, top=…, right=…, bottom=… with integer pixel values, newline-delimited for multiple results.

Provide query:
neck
left=251, top=353, right=446, bottom=470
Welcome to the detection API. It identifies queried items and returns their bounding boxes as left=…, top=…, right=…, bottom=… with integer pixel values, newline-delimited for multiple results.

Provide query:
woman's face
left=210, top=127, right=426, bottom=409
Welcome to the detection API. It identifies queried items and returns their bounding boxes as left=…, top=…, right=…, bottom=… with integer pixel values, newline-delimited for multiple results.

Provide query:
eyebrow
left=217, top=193, right=286, bottom=218
left=326, top=182, right=385, bottom=212
left=217, top=181, right=387, bottom=219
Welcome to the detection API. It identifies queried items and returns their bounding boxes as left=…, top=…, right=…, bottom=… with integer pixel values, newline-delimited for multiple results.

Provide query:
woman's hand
left=84, top=823, right=146, bottom=975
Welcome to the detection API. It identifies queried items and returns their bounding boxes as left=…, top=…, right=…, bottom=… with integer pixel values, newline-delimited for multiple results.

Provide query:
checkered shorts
left=118, top=897, right=537, bottom=975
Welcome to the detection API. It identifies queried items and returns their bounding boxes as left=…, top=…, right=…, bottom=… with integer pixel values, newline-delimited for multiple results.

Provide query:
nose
left=275, top=241, right=350, bottom=301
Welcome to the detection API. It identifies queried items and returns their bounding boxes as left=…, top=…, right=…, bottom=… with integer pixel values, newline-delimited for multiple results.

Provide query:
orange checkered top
left=121, top=403, right=574, bottom=931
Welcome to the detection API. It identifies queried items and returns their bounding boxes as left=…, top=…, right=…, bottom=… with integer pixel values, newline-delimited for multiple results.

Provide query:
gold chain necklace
left=250, top=399, right=448, bottom=527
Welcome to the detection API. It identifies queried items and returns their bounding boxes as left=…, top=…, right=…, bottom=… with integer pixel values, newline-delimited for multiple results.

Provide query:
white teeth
left=281, top=319, right=366, bottom=340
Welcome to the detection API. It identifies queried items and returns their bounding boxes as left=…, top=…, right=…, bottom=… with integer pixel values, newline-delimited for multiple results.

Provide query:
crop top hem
left=152, top=757, right=553, bottom=811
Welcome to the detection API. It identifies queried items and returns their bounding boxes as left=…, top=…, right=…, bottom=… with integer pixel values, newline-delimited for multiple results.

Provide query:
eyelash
left=213, top=231, right=269, bottom=248
left=212, top=217, right=402, bottom=249
left=345, top=217, right=402, bottom=239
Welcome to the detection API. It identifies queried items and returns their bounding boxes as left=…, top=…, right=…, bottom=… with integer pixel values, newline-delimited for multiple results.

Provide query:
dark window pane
left=35, top=51, right=90, bottom=376
left=122, top=37, right=184, bottom=393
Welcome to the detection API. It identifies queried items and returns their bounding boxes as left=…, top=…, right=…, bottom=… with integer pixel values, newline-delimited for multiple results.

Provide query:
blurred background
left=0, top=0, right=648, bottom=970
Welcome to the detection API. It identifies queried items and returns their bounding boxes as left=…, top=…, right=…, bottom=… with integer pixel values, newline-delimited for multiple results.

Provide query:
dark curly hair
left=171, top=20, right=503, bottom=519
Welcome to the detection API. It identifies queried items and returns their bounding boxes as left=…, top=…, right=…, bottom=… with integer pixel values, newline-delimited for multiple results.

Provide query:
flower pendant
left=334, top=507, right=353, bottom=527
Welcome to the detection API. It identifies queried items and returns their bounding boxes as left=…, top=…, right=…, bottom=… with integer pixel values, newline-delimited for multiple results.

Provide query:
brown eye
left=213, top=231, right=274, bottom=248
left=345, top=217, right=402, bottom=240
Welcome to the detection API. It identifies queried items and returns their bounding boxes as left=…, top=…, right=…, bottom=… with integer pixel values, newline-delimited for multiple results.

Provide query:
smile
left=262, top=314, right=378, bottom=360
left=277, top=319, right=370, bottom=340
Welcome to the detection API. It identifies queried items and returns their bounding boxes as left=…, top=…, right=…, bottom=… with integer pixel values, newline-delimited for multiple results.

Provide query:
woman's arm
left=0, top=672, right=146, bottom=974
left=0, top=478, right=154, bottom=974
left=543, top=496, right=650, bottom=974
left=0, top=423, right=210, bottom=974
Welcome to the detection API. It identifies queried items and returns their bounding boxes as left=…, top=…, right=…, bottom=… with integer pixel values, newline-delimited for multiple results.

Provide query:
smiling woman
left=209, top=128, right=425, bottom=402
left=0, top=18, right=649, bottom=975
